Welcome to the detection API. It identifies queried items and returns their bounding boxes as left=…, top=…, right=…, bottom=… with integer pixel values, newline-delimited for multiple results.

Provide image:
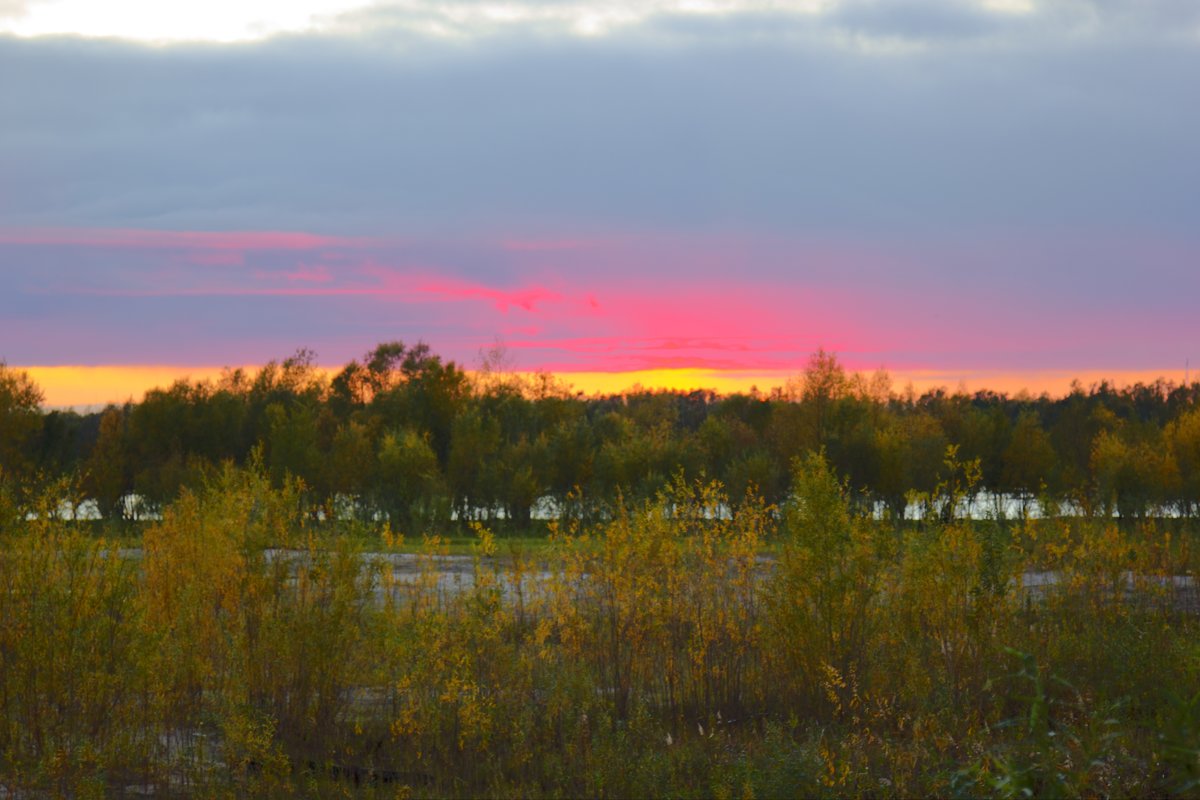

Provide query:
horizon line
left=13, top=363, right=1195, bottom=411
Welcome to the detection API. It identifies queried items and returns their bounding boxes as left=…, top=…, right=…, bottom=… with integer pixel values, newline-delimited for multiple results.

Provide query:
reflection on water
left=31, top=490, right=1188, bottom=524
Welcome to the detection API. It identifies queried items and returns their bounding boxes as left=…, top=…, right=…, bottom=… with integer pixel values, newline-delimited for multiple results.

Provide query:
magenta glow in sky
left=2, top=0, right=1198, bottom=387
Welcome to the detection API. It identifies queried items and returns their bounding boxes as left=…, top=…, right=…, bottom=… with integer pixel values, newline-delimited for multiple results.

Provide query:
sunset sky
left=2, top=0, right=1197, bottom=406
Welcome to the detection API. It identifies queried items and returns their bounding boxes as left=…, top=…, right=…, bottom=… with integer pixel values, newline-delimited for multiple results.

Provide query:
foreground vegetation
left=1, top=455, right=1198, bottom=798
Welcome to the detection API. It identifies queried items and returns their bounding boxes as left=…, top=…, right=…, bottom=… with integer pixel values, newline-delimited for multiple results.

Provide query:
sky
left=2, top=0, right=1198, bottom=405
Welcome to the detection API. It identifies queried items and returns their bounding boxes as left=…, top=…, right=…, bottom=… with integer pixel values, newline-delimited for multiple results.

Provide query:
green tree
left=544, top=416, right=595, bottom=516
left=375, top=427, right=447, bottom=534
left=263, top=401, right=321, bottom=491
left=1091, top=429, right=1174, bottom=521
left=1166, top=407, right=1200, bottom=517
left=496, top=434, right=547, bottom=527
left=82, top=406, right=131, bottom=521
left=1001, top=411, right=1058, bottom=518
left=797, top=348, right=850, bottom=451
left=447, top=407, right=502, bottom=521
left=0, top=362, right=44, bottom=485
left=323, top=420, right=378, bottom=520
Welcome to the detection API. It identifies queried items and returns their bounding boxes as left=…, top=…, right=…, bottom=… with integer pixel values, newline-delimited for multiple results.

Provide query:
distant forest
left=3, top=342, right=1200, bottom=529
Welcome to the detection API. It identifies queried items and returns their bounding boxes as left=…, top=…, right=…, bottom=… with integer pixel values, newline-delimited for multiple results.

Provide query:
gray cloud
left=2, top=24, right=1197, bottom=244
left=828, top=0, right=1029, bottom=42
left=1069, top=0, right=1200, bottom=28
left=323, top=0, right=1200, bottom=48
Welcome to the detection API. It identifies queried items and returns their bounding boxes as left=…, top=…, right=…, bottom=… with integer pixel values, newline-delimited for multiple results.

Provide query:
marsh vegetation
left=1, top=454, right=1198, bottom=797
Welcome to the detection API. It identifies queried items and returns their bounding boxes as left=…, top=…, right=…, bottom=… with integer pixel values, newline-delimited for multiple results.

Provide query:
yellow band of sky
left=15, top=364, right=1193, bottom=410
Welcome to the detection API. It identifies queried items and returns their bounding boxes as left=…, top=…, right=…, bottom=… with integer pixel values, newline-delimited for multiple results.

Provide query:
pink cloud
left=13, top=224, right=1192, bottom=380
left=409, top=276, right=560, bottom=312
left=57, top=257, right=579, bottom=317
left=498, top=332, right=810, bottom=373
left=498, top=325, right=543, bottom=336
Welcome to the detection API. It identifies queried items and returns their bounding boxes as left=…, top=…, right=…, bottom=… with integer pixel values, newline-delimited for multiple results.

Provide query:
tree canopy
left=7, top=344, right=1200, bottom=528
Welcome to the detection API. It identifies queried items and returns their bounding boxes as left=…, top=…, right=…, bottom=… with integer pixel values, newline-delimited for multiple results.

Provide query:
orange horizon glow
left=18, top=364, right=1195, bottom=410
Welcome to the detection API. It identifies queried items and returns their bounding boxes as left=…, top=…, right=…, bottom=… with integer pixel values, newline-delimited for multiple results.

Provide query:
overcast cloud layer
left=2, top=0, right=1197, bottom=385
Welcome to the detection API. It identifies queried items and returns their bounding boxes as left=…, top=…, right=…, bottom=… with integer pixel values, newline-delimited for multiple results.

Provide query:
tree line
left=3, top=342, right=1200, bottom=529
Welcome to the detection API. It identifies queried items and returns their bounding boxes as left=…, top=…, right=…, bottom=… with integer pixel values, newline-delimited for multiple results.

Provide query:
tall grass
left=0, top=457, right=1197, bottom=797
